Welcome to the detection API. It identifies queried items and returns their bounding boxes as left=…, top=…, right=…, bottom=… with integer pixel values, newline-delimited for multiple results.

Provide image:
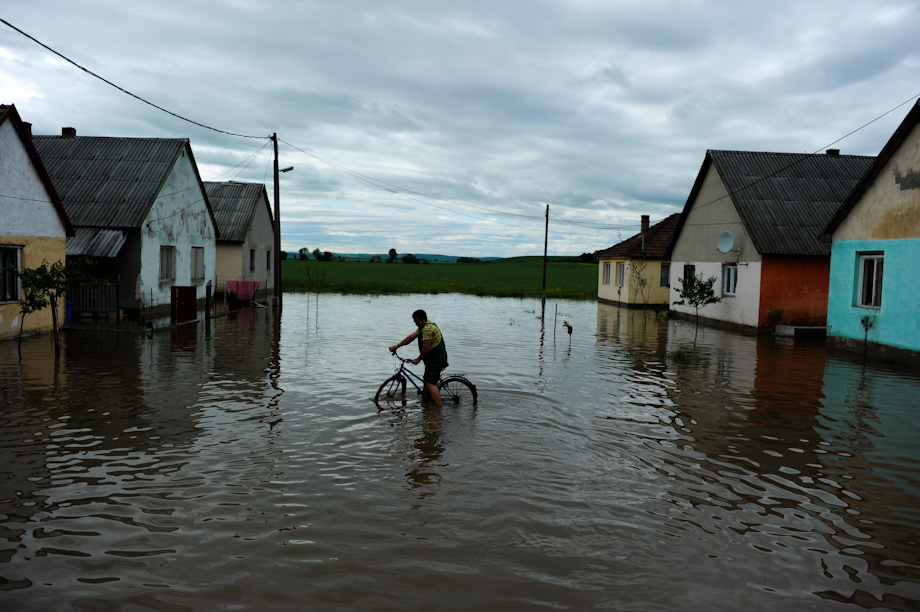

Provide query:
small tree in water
left=13, top=257, right=96, bottom=357
left=673, top=272, right=721, bottom=325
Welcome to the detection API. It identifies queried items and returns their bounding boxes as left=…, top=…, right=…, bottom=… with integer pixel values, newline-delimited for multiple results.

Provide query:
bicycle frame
left=394, top=356, right=430, bottom=397
left=390, top=351, right=455, bottom=402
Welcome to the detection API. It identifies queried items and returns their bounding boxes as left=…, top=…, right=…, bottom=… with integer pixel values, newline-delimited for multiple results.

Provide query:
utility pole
left=542, top=204, right=549, bottom=312
left=272, top=133, right=282, bottom=307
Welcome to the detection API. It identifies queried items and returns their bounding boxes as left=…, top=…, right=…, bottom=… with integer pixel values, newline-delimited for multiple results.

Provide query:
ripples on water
left=1, top=294, right=919, bottom=611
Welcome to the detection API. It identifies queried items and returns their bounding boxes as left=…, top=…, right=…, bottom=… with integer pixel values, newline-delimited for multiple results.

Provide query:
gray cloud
left=3, top=0, right=919, bottom=257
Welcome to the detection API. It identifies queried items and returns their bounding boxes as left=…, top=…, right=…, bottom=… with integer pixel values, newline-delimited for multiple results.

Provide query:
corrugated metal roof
left=204, top=181, right=272, bottom=242
left=31, top=136, right=189, bottom=228
left=66, top=227, right=127, bottom=258
left=709, top=150, right=875, bottom=256
left=597, top=213, right=681, bottom=259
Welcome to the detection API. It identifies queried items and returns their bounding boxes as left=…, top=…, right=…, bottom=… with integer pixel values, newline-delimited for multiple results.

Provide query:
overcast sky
left=3, top=1, right=919, bottom=257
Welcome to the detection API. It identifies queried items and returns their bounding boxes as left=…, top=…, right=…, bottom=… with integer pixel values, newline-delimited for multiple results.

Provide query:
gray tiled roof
left=32, top=136, right=193, bottom=229
left=204, top=181, right=272, bottom=243
left=707, top=150, right=875, bottom=256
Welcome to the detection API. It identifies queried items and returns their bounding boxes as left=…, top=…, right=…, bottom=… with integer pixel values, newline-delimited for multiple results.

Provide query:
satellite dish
left=717, top=231, right=735, bottom=254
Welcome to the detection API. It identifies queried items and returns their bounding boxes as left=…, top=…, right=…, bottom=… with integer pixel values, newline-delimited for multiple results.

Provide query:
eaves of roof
left=825, top=99, right=920, bottom=236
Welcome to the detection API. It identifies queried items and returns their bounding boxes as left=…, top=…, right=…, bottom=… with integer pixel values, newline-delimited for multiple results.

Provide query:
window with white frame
left=616, top=262, right=625, bottom=287
left=722, top=264, right=737, bottom=296
left=660, top=263, right=670, bottom=288
left=191, top=247, right=205, bottom=280
left=603, top=262, right=611, bottom=285
left=858, top=253, right=883, bottom=308
left=1, top=246, right=22, bottom=302
left=159, top=246, right=175, bottom=281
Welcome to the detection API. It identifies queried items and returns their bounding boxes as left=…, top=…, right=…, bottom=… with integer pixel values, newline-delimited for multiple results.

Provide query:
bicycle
left=375, top=350, right=478, bottom=407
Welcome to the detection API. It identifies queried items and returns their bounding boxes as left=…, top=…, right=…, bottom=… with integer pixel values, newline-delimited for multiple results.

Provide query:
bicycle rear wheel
left=438, top=376, right=478, bottom=406
left=375, top=374, right=407, bottom=404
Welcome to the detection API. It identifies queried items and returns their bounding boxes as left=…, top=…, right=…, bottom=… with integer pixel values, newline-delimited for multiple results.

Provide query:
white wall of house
left=670, top=162, right=762, bottom=327
left=240, top=197, right=274, bottom=291
left=136, top=148, right=216, bottom=309
left=0, top=121, right=67, bottom=238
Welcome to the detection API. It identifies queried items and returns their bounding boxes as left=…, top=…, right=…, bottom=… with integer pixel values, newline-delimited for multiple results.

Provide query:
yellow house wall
left=1, top=235, right=67, bottom=341
left=598, top=257, right=670, bottom=305
left=215, top=243, right=242, bottom=292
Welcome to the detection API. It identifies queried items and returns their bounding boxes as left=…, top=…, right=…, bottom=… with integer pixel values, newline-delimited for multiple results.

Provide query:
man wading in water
left=388, top=309, right=448, bottom=406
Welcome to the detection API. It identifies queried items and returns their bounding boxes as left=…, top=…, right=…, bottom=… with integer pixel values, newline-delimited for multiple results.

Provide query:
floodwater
left=1, top=293, right=919, bottom=612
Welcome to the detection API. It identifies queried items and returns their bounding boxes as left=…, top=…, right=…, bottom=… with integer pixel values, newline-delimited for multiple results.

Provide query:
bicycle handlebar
left=390, top=349, right=416, bottom=365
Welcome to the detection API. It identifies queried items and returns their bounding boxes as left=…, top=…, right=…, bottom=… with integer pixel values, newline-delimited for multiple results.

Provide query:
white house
left=33, top=130, right=218, bottom=319
left=669, top=150, right=874, bottom=332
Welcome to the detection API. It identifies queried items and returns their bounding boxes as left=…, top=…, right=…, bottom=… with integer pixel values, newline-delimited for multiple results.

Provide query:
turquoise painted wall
left=827, top=238, right=920, bottom=352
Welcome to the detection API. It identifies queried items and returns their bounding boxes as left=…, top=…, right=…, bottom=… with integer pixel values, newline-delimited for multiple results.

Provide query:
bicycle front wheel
left=438, top=376, right=478, bottom=406
left=375, top=374, right=407, bottom=404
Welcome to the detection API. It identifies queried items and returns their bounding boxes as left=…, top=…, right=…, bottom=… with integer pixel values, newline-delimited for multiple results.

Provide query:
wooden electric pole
left=542, top=204, right=549, bottom=312
left=272, top=133, right=282, bottom=307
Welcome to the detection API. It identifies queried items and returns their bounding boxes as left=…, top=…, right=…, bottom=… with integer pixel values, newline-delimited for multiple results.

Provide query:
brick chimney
left=62, top=127, right=76, bottom=138
left=641, top=215, right=650, bottom=233
left=22, top=122, right=32, bottom=137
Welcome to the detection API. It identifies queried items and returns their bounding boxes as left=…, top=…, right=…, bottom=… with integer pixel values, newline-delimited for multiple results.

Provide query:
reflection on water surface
left=1, top=294, right=918, bottom=611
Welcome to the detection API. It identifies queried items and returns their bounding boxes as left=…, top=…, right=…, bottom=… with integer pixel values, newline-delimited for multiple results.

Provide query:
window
left=858, top=253, right=883, bottom=308
left=249, top=249, right=256, bottom=272
left=722, top=264, right=737, bottom=296
left=1, top=246, right=21, bottom=302
left=191, top=247, right=205, bottom=280
left=159, top=246, right=175, bottom=281
left=266, top=250, right=272, bottom=270
left=603, top=262, right=611, bottom=285
left=683, top=264, right=696, bottom=286
left=660, top=263, right=670, bottom=288
left=616, top=262, right=625, bottom=287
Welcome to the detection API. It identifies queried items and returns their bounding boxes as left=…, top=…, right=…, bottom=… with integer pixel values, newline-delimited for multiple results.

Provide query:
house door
left=170, top=286, right=197, bottom=323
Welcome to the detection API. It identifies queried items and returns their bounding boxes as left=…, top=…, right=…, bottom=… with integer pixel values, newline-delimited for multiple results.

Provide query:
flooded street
left=2, top=293, right=919, bottom=611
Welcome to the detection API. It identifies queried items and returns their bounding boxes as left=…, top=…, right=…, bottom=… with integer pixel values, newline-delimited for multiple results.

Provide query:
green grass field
left=281, top=257, right=598, bottom=299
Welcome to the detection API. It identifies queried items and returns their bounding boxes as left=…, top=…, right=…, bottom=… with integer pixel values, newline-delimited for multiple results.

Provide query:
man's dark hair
left=412, top=309, right=427, bottom=321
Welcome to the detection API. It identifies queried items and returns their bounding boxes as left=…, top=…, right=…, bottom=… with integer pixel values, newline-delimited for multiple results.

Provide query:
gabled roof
left=681, top=150, right=874, bottom=256
left=825, top=99, right=920, bottom=236
left=204, top=181, right=273, bottom=243
left=597, top=213, right=680, bottom=259
left=0, top=104, right=74, bottom=236
left=32, top=134, right=218, bottom=236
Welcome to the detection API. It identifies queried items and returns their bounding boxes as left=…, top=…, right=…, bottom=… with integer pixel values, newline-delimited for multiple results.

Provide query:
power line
left=689, top=93, right=920, bottom=213
left=1, top=18, right=267, bottom=141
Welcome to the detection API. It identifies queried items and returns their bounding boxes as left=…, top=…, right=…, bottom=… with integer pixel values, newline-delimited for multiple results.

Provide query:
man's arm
left=388, top=330, right=419, bottom=353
